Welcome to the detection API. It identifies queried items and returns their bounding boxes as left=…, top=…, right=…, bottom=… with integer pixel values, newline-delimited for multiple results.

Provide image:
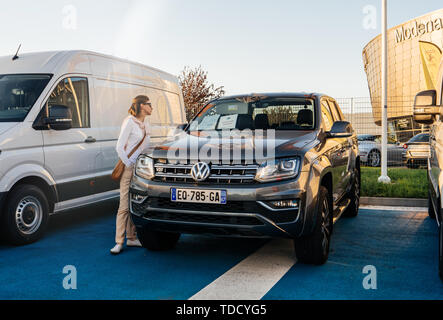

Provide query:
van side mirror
left=44, top=105, right=72, bottom=131
left=176, top=123, right=187, bottom=131
left=413, top=90, right=440, bottom=125
left=326, top=121, right=353, bottom=138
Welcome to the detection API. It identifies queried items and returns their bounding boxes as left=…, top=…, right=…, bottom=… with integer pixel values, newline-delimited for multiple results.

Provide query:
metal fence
left=336, top=97, right=430, bottom=169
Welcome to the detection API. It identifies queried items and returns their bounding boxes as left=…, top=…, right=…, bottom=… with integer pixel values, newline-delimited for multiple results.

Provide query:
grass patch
left=361, top=167, right=427, bottom=199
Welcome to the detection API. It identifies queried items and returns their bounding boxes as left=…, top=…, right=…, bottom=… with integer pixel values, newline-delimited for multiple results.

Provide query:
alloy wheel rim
left=370, top=152, right=380, bottom=167
left=321, top=198, right=331, bottom=255
left=15, top=196, right=43, bottom=235
left=355, top=171, right=360, bottom=208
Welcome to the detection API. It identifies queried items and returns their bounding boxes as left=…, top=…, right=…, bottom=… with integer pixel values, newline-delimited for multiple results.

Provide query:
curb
left=361, top=197, right=427, bottom=208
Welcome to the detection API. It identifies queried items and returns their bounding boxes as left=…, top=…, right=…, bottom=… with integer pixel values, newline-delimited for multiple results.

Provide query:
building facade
left=363, top=8, right=443, bottom=142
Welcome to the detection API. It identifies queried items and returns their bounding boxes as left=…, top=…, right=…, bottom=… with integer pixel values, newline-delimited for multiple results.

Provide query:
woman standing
left=111, top=95, right=153, bottom=255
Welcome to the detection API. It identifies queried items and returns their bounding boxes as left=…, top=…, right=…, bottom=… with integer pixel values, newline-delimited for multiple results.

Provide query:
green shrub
left=361, top=167, right=427, bottom=199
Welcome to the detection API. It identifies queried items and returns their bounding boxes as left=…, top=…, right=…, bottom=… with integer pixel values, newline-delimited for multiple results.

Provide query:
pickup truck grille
left=153, top=160, right=259, bottom=184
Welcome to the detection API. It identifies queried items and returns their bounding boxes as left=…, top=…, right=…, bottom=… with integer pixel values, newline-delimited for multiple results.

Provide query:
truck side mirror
left=413, top=90, right=440, bottom=125
left=44, top=105, right=72, bottom=131
left=326, top=121, right=353, bottom=138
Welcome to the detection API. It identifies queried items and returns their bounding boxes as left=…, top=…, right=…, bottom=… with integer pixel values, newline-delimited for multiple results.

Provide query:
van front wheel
left=439, top=222, right=443, bottom=282
left=1, top=185, right=49, bottom=245
left=428, top=192, right=437, bottom=220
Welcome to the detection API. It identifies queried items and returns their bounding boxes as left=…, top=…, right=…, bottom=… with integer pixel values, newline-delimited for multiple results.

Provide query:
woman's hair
left=128, top=95, right=150, bottom=116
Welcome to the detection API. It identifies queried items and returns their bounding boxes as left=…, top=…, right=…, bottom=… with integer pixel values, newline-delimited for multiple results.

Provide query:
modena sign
left=396, top=18, right=443, bottom=43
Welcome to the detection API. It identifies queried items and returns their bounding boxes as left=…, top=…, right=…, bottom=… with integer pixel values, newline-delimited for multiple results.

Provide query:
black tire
left=439, top=222, right=443, bottom=282
left=137, top=227, right=180, bottom=251
left=407, top=160, right=419, bottom=169
left=368, top=150, right=381, bottom=167
left=294, top=186, right=333, bottom=265
left=1, top=184, right=49, bottom=245
left=344, top=165, right=360, bottom=218
left=428, top=192, right=437, bottom=220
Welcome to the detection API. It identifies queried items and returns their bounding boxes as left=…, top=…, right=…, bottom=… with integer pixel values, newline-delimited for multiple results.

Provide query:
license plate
left=171, top=188, right=227, bottom=204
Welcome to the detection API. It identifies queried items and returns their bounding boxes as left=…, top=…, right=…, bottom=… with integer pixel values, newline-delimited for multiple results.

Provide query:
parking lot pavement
left=0, top=203, right=442, bottom=300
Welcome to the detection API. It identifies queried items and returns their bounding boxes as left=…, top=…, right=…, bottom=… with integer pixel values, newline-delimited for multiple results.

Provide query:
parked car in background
left=413, top=57, right=443, bottom=282
left=358, top=134, right=404, bottom=167
left=0, top=50, right=186, bottom=245
left=130, top=93, right=361, bottom=265
left=402, top=133, right=430, bottom=168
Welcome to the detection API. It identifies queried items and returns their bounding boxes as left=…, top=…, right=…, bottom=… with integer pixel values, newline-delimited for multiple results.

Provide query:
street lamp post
left=378, top=0, right=391, bottom=184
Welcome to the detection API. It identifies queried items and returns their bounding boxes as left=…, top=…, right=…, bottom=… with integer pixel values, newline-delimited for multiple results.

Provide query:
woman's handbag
left=111, top=133, right=147, bottom=182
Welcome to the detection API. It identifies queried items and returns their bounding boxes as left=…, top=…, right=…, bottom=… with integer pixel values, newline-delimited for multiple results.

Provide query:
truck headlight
left=135, top=155, right=155, bottom=180
left=255, top=158, right=300, bottom=183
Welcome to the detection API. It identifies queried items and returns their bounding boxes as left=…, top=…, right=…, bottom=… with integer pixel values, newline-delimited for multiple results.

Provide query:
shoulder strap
left=127, top=131, right=147, bottom=158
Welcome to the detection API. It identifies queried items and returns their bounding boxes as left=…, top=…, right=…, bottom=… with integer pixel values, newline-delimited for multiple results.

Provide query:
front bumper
left=129, top=173, right=309, bottom=239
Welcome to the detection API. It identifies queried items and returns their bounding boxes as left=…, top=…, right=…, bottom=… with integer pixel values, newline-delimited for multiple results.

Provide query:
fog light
left=131, top=193, right=147, bottom=203
left=270, top=200, right=299, bottom=208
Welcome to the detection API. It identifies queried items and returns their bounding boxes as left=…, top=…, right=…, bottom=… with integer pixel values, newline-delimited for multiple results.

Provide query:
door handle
left=85, top=136, right=96, bottom=143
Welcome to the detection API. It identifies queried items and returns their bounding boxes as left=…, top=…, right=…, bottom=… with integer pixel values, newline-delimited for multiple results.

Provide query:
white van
left=0, top=50, right=186, bottom=245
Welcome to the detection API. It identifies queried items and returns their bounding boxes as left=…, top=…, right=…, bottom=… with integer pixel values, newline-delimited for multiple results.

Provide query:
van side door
left=39, top=76, right=102, bottom=205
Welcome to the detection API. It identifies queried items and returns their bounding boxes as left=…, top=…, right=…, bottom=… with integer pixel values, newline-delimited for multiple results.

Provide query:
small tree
left=179, top=66, right=225, bottom=121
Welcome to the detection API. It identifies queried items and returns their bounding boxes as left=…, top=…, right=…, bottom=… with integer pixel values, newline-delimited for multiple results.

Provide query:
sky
left=0, top=0, right=442, bottom=98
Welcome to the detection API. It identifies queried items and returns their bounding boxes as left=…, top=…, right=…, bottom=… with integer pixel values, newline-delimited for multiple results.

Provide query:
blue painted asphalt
left=264, top=209, right=443, bottom=300
left=0, top=203, right=442, bottom=300
left=0, top=202, right=267, bottom=300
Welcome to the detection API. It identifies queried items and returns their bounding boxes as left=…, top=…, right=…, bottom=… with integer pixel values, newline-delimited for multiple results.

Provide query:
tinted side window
left=47, top=77, right=90, bottom=128
left=321, top=100, right=334, bottom=131
left=409, top=134, right=430, bottom=143
left=417, top=134, right=430, bottom=142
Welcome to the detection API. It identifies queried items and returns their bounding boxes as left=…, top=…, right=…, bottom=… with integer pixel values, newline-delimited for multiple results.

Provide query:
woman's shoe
left=127, top=239, right=142, bottom=247
left=110, top=244, right=123, bottom=255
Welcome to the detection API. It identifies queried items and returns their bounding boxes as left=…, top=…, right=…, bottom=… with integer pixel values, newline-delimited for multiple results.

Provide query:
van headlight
left=255, top=158, right=300, bottom=183
left=135, top=155, right=155, bottom=180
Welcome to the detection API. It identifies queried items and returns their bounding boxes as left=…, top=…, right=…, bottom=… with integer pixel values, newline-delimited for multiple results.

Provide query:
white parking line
left=360, top=205, right=427, bottom=212
left=189, top=239, right=295, bottom=300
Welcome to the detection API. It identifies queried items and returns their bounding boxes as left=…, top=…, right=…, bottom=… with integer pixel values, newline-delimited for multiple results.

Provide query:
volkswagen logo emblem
left=191, top=162, right=211, bottom=182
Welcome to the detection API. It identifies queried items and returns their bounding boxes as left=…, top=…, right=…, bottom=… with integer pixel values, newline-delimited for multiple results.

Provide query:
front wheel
left=137, top=227, right=181, bottom=251
left=1, top=185, right=49, bottom=245
left=428, top=192, right=437, bottom=220
left=294, top=186, right=332, bottom=265
left=439, top=222, right=443, bottom=282
left=368, top=150, right=381, bottom=167
left=344, top=165, right=360, bottom=218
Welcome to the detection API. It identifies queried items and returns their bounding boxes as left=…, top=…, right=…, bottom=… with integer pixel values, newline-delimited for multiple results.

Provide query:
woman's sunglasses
left=142, top=102, right=152, bottom=107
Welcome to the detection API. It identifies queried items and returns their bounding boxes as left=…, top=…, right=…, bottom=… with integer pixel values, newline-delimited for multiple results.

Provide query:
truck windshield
left=189, top=97, right=316, bottom=131
left=0, top=74, right=52, bottom=122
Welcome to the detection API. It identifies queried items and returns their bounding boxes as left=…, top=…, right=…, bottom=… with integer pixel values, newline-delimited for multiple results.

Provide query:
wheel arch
left=301, top=167, right=333, bottom=236
left=4, top=176, right=57, bottom=215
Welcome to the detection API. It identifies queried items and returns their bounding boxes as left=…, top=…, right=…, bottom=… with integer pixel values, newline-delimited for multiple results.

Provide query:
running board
left=333, top=198, right=351, bottom=223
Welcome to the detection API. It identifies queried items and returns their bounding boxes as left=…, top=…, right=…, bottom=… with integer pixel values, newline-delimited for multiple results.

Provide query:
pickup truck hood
left=148, top=130, right=318, bottom=161
left=0, top=122, right=18, bottom=135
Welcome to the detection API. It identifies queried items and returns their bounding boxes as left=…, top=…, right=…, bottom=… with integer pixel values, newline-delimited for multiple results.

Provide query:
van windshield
left=189, top=97, right=316, bottom=131
left=0, top=74, right=52, bottom=122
